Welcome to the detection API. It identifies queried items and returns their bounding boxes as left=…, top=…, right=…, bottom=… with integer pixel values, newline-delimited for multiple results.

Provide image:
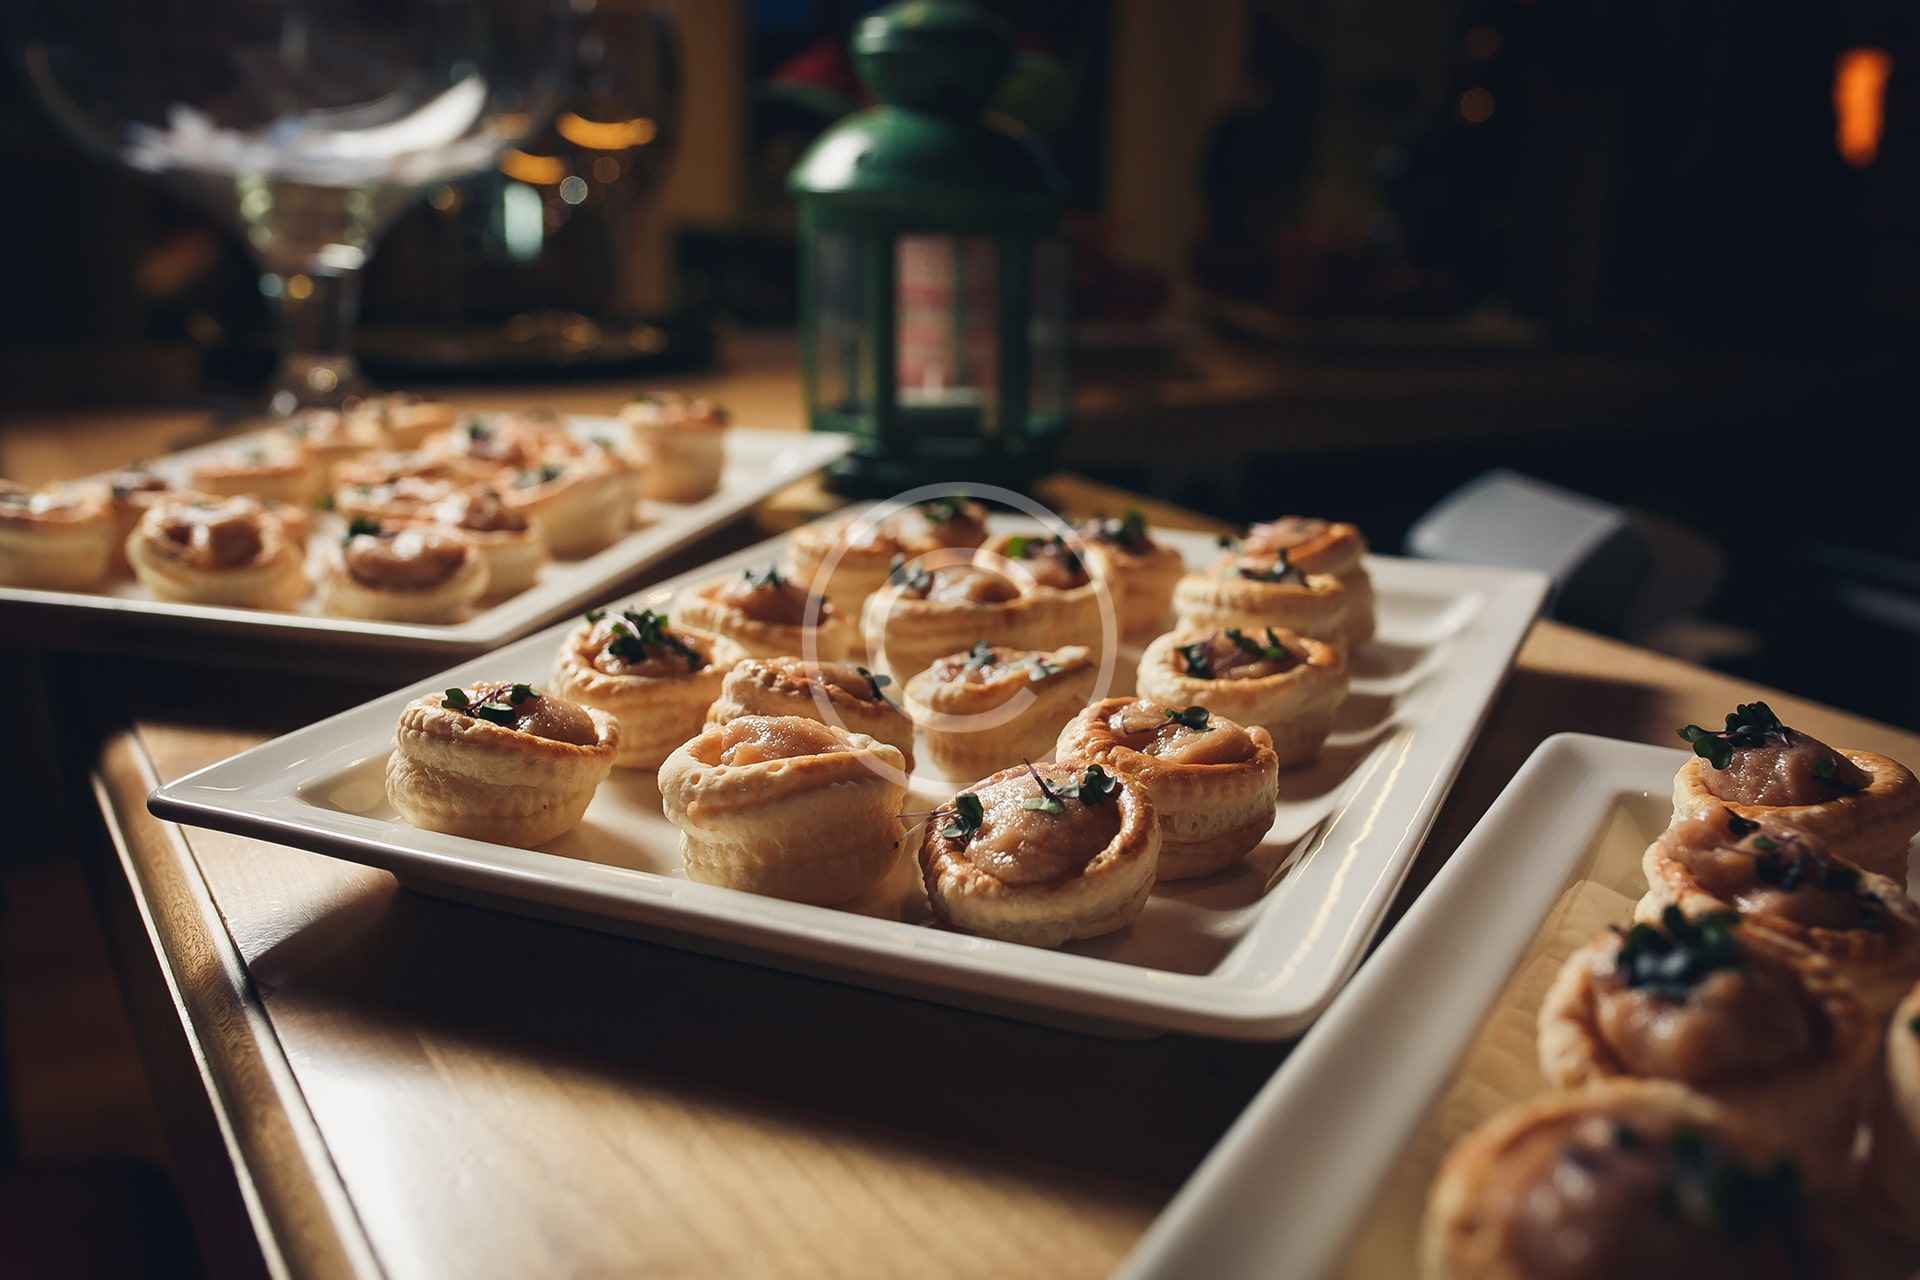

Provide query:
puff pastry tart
left=547, top=607, right=740, bottom=769
left=349, top=394, right=460, bottom=450
left=976, top=531, right=1103, bottom=646
left=706, top=657, right=915, bottom=775
left=418, top=488, right=546, bottom=599
left=1422, top=1080, right=1822, bottom=1280
left=0, top=480, right=115, bottom=589
left=493, top=453, right=630, bottom=558
left=1055, top=698, right=1278, bottom=880
left=1867, top=980, right=1920, bottom=1236
left=902, top=643, right=1097, bottom=780
left=1172, top=549, right=1349, bottom=648
left=424, top=415, right=549, bottom=472
left=1638, top=806, right=1920, bottom=1016
left=1670, top=701, right=1920, bottom=879
left=319, top=518, right=487, bottom=622
left=918, top=760, right=1158, bottom=948
left=280, top=408, right=384, bottom=480
left=1077, top=511, right=1185, bottom=641
left=677, top=564, right=854, bottom=661
left=1239, top=516, right=1374, bottom=644
left=189, top=439, right=322, bottom=507
left=125, top=495, right=307, bottom=608
left=783, top=496, right=991, bottom=616
left=1537, top=907, right=1873, bottom=1189
left=658, top=715, right=907, bottom=904
left=860, top=559, right=1037, bottom=682
left=387, top=681, right=618, bottom=847
left=620, top=392, right=729, bottom=501
left=1135, top=626, right=1346, bottom=766
left=331, top=475, right=457, bottom=524
left=102, top=469, right=178, bottom=575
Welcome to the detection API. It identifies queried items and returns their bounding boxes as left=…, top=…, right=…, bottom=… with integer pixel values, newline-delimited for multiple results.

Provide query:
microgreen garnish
left=919, top=496, right=966, bottom=524
left=1002, top=534, right=1031, bottom=559
left=469, top=701, right=519, bottom=727
left=441, top=687, right=471, bottom=710
left=941, top=793, right=984, bottom=840
left=509, top=683, right=536, bottom=704
left=1752, top=842, right=1863, bottom=896
left=465, top=418, right=493, bottom=441
left=315, top=493, right=336, bottom=511
left=1166, top=705, right=1212, bottom=731
left=1070, top=764, right=1120, bottom=804
left=1236, top=550, right=1303, bottom=584
left=1613, top=907, right=1743, bottom=1001
left=741, top=564, right=785, bottom=590
left=1021, top=759, right=1066, bottom=815
left=513, top=464, right=564, bottom=489
left=1677, top=702, right=1789, bottom=770
left=856, top=666, right=893, bottom=703
left=1724, top=810, right=1759, bottom=837
left=345, top=516, right=382, bottom=540
left=1087, top=509, right=1151, bottom=552
left=964, top=640, right=997, bottom=670
left=1226, top=627, right=1293, bottom=662
left=1910, top=1015, right=1920, bottom=1036
left=1216, top=532, right=1240, bottom=550
left=1024, top=656, right=1059, bottom=682
left=1002, top=533, right=1082, bottom=575
left=1812, top=755, right=1837, bottom=782
left=1179, top=642, right=1214, bottom=679
left=584, top=608, right=605, bottom=623
left=1660, top=1129, right=1805, bottom=1239
left=607, top=608, right=702, bottom=670
left=887, top=555, right=934, bottom=594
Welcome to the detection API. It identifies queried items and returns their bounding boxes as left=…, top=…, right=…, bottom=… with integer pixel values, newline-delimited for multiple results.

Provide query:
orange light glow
left=1834, top=48, right=1892, bottom=167
left=1459, top=87, right=1494, bottom=125
left=555, top=113, right=658, bottom=150
left=498, top=149, right=569, bottom=185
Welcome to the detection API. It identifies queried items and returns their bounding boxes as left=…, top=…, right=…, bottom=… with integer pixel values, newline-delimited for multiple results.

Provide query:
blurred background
left=5, top=4, right=1920, bottom=1273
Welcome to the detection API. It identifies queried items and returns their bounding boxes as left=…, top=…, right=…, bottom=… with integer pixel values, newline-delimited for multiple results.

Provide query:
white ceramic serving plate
left=1116, top=736, right=1702, bottom=1279
left=148, top=520, right=1546, bottom=1038
left=0, top=422, right=847, bottom=656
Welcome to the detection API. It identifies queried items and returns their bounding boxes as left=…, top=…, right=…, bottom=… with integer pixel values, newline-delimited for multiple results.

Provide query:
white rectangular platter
left=1119, top=735, right=1873, bottom=1279
left=0, top=422, right=847, bottom=656
left=148, top=519, right=1546, bottom=1039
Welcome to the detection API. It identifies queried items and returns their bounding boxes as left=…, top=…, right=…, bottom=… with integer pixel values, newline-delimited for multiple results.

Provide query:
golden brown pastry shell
left=705, top=658, right=915, bottom=774
left=0, top=488, right=115, bottom=590
left=1173, top=556, right=1350, bottom=647
left=548, top=622, right=742, bottom=768
left=1082, top=539, right=1185, bottom=642
left=781, top=516, right=903, bottom=619
left=190, top=448, right=322, bottom=507
left=1421, top=1080, right=1792, bottom=1280
left=1054, top=698, right=1279, bottom=880
left=901, top=647, right=1097, bottom=780
left=657, top=721, right=906, bottom=905
left=1134, top=627, right=1347, bottom=767
left=317, top=538, right=488, bottom=623
left=1536, top=927, right=1874, bottom=1189
left=1245, top=517, right=1368, bottom=576
left=1671, top=750, right=1920, bottom=880
left=1867, top=981, right=1920, bottom=1236
left=124, top=500, right=308, bottom=609
left=918, top=764, right=1159, bottom=948
left=496, top=463, right=630, bottom=558
left=858, top=583, right=1065, bottom=682
left=675, top=578, right=855, bottom=661
left=1637, top=822, right=1920, bottom=1017
left=385, top=693, right=619, bottom=848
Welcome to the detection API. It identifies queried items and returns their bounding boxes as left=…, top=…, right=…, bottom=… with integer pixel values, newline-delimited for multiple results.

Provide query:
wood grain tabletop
left=13, top=343, right=1918, bottom=1278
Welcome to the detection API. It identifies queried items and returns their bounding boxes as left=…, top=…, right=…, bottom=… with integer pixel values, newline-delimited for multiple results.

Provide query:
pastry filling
left=1080, top=509, right=1155, bottom=556
left=1178, top=628, right=1304, bottom=680
left=712, top=565, right=829, bottom=627
left=1105, top=702, right=1258, bottom=765
left=889, top=559, right=1020, bottom=606
left=1592, top=908, right=1816, bottom=1081
left=928, top=642, right=1079, bottom=687
left=156, top=499, right=268, bottom=568
left=1232, top=551, right=1308, bottom=585
left=1497, top=1116, right=1809, bottom=1280
left=343, top=521, right=469, bottom=591
left=585, top=607, right=708, bottom=676
left=431, top=489, right=528, bottom=534
left=890, top=497, right=989, bottom=551
left=949, top=763, right=1123, bottom=886
left=1241, top=516, right=1330, bottom=556
left=442, top=682, right=599, bottom=745
left=1679, top=703, right=1869, bottom=805
left=706, top=715, right=848, bottom=766
left=996, top=533, right=1089, bottom=590
left=1671, top=813, right=1886, bottom=933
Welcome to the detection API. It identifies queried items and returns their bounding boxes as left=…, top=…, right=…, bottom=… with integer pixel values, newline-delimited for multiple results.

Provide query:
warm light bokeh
left=1834, top=47, right=1892, bottom=167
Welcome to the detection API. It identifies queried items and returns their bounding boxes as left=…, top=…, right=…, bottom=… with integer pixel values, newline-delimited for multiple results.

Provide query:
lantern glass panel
left=1030, top=236, right=1069, bottom=429
left=811, top=229, right=869, bottom=418
left=895, top=234, right=1000, bottom=437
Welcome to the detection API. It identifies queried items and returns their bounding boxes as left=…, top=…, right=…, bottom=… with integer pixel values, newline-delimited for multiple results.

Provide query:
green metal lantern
left=789, top=0, right=1068, bottom=495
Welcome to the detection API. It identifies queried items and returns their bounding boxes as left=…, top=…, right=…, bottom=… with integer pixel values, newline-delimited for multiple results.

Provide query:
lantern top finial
left=853, top=2, right=1012, bottom=117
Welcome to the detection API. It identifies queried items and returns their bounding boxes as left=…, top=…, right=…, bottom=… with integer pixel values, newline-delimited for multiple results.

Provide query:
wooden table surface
left=12, top=345, right=1920, bottom=1278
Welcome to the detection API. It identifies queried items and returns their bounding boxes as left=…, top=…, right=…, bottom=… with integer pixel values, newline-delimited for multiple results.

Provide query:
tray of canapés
left=151, top=502, right=1547, bottom=1036
left=1120, top=708, right=1920, bottom=1278
left=0, top=392, right=848, bottom=653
